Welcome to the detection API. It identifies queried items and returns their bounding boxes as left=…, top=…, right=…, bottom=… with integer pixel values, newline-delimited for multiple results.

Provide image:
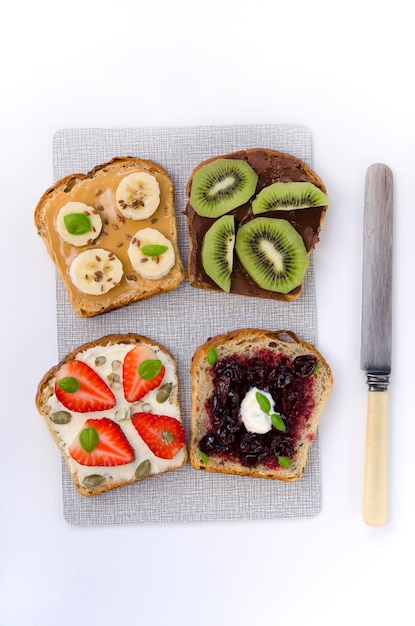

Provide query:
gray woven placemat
left=52, top=125, right=321, bottom=525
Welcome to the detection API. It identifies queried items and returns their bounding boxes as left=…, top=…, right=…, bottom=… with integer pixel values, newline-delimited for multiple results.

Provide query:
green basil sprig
left=138, top=359, right=162, bottom=380
left=64, top=213, right=92, bottom=235
left=80, top=427, right=99, bottom=453
left=255, top=390, right=286, bottom=432
left=198, top=449, right=209, bottom=465
left=140, top=244, right=168, bottom=257
left=57, top=376, right=80, bottom=393
left=207, top=346, right=217, bottom=366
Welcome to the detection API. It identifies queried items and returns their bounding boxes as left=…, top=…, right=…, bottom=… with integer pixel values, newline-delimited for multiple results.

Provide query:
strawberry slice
left=55, top=360, right=116, bottom=413
left=131, top=412, right=186, bottom=460
left=69, top=417, right=135, bottom=466
left=123, top=345, right=165, bottom=402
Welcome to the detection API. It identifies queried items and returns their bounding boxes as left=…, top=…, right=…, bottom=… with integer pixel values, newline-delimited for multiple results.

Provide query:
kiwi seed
left=202, top=215, right=235, bottom=292
left=235, top=217, right=308, bottom=294
left=252, top=181, right=329, bottom=214
left=190, top=158, right=258, bottom=218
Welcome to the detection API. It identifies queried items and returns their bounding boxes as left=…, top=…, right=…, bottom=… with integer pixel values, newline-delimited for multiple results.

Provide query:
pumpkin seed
left=83, top=474, right=104, bottom=488
left=142, top=402, right=152, bottom=412
left=115, top=407, right=130, bottom=421
left=135, top=459, right=151, bottom=480
left=162, top=429, right=174, bottom=444
left=95, top=356, right=106, bottom=367
left=107, top=372, right=120, bottom=385
left=156, top=382, right=172, bottom=403
left=50, top=410, right=72, bottom=424
left=111, top=359, right=121, bottom=370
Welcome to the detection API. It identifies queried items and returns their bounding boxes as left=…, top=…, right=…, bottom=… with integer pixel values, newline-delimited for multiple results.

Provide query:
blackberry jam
left=198, top=349, right=317, bottom=469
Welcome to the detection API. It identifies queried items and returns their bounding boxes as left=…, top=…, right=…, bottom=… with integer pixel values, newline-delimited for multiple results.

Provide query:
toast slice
left=185, top=148, right=329, bottom=301
left=36, top=334, right=187, bottom=496
left=189, top=329, right=333, bottom=481
left=35, top=157, right=184, bottom=317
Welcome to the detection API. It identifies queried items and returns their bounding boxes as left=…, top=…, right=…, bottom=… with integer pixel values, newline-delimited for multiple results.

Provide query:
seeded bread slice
left=189, top=329, right=333, bottom=481
left=34, top=157, right=184, bottom=317
left=185, top=148, right=329, bottom=301
left=36, top=333, right=187, bottom=496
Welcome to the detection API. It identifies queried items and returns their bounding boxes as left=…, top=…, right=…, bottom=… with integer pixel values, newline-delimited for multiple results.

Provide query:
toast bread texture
left=35, top=157, right=184, bottom=317
left=189, top=329, right=333, bottom=481
left=36, top=333, right=187, bottom=496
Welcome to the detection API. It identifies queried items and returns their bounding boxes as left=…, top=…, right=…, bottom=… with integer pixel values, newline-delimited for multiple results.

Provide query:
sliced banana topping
left=56, top=202, right=102, bottom=246
left=128, top=228, right=175, bottom=280
left=69, top=248, right=123, bottom=295
left=115, top=172, right=160, bottom=220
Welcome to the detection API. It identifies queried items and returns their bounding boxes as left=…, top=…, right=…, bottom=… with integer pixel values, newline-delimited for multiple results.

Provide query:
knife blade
left=360, top=163, right=393, bottom=526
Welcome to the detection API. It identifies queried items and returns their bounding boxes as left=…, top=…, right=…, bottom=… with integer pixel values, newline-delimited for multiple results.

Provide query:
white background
left=1, top=1, right=414, bottom=624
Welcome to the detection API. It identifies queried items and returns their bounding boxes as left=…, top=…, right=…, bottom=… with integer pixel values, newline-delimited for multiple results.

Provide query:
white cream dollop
left=240, top=387, right=274, bottom=434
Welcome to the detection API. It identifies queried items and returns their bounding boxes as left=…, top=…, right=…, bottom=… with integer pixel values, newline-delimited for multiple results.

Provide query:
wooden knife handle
left=363, top=390, right=388, bottom=526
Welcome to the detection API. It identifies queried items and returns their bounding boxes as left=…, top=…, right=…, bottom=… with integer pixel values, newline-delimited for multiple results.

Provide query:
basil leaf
left=278, top=456, right=291, bottom=468
left=271, top=413, right=286, bottom=432
left=207, top=346, right=217, bottom=366
left=57, top=376, right=80, bottom=393
left=256, top=391, right=271, bottom=414
left=63, top=213, right=92, bottom=235
left=198, top=449, right=209, bottom=465
left=140, top=244, right=168, bottom=257
left=138, top=359, right=162, bottom=380
left=79, top=427, right=99, bottom=453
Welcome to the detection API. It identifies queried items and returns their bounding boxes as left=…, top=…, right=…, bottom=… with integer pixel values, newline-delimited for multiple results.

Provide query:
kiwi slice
left=235, top=217, right=308, bottom=293
left=202, top=215, right=235, bottom=292
left=252, top=181, right=329, bottom=214
left=190, top=159, right=258, bottom=218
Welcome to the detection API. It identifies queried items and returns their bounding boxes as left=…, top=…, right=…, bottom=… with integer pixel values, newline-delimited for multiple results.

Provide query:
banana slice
left=56, top=202, right=102, bottom=246
left=69, top=248, right=123, bottom=295
left=115, top=172, right=160, bottom=220
left=128, top=228, right=175, bottom=280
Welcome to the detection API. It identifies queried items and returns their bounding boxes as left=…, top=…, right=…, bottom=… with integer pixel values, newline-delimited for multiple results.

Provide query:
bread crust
left=185, top=148, right=328, bottom=301
left=35, top=157, right=184, bottom=317
left=184, top=149, right=327, bottom=198
left=189, top=329, right=333, bottom=481
left=36, top=333, right=187, bottom=496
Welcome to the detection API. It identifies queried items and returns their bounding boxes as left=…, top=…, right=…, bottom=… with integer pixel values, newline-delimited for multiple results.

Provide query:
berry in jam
left=199, top=349, right=316, bottom=469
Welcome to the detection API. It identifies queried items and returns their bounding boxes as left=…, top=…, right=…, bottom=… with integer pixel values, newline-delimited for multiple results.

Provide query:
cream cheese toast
left=36, top=334, right=187, bottom=496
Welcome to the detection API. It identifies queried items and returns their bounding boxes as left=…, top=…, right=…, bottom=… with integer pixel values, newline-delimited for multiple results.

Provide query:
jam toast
left=189, top=329, right=333, bottom=481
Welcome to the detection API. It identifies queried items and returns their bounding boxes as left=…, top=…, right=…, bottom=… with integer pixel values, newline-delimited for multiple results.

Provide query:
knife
left=361, top=163, right=393, bottom=526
